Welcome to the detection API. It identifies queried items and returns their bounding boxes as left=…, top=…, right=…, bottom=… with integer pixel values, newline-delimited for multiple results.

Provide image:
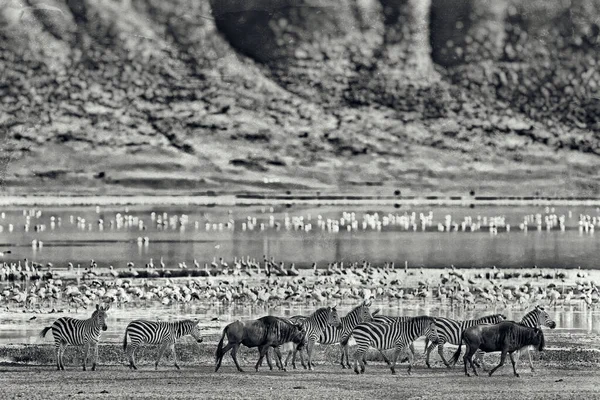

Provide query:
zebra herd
left=38, top=302, right=556, bottom=376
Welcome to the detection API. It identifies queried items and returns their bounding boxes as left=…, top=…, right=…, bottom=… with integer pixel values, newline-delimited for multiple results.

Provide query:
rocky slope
left=1, top=0, right=600, bottom=196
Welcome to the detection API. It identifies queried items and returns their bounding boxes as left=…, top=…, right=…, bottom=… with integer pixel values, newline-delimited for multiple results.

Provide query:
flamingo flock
left=0, top=206, right=597, bottom=240
left=1, top=256, right=598, bottom=314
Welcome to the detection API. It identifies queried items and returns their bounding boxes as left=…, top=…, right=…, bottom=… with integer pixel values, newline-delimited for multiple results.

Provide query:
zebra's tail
left=215, top=326, right=227, bottom=362
left=40, top=326, right=52, bottom=339
left=123, top=331, right=128, bottom=351
left=424, top=337, right=430, bottom=353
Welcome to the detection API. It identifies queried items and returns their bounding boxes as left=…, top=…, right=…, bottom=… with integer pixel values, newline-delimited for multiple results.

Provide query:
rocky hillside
left=1, top=0, right=600, bottom=196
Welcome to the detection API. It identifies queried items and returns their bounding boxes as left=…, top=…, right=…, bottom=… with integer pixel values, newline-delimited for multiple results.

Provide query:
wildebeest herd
left=38, top=301, right=556, bottom=377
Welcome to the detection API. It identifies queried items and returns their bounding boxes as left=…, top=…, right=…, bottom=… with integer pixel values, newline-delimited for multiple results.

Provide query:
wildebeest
left=214, top=315, right=305, bottom=372
left=450, top=321, right=545, bottom=377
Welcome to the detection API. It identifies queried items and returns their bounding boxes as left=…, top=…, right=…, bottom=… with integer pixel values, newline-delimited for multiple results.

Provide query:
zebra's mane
left=344, top=303, right=368, bottom=320
left=407, top=315, right=435, bottom=325
left=90, top=308, right=104, bottom=321
left=306, top=307, right=336, bottom=327
left=521, top=307, right=546, bottom=322
left=474, top=313, right=505, bottom=322
left=311, top=307, right=332, bottom=318
left=175, top=319, right=197, bottom=337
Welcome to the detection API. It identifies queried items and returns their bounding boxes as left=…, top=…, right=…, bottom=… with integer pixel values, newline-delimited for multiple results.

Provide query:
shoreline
left=2, top=194, right=600, bottom=207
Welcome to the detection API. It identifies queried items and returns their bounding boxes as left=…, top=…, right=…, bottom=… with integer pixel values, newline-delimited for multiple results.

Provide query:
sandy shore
left=1, top=364, right=599, bottom=400
left=2, top=326, right=599, bottom=399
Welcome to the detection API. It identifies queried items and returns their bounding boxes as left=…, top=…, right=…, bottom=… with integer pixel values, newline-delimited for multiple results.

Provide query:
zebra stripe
left=352, top=315, right=438, bottom=375
left=40, top=304, right=110, bottom=371
left=123, top=319, right=203, bottom=370
left=425, top=313, right=506, bottom=368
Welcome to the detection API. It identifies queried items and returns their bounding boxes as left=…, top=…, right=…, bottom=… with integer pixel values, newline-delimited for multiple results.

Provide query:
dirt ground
left=1, top=364, right=599, bottom=400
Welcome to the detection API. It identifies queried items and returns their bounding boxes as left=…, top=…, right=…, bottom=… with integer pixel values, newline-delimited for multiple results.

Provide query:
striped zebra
left=40, top=304, right=110, bottom=371
left=511, top=305, right=556, bottom=372
left=287, top=306, right=342, bottom=370
left=423, top=313, right=506, bottom=368
left=123, top=319, right=203, bottom=370
left=351, top=315, right=438, bottom=375
left=346, top=315, right=417, bottom=367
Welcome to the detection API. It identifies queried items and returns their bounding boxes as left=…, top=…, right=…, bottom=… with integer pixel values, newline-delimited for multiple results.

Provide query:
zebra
left=351, top=315, right=438, bottom=375
left=287, top=306, right=342, bottom=370
left=123, top=319, right=204, bottom=370
left=40, top=304, right=110, bottom=371
left=328, top=300, right=374, bottom=369
left=423, top=313, right=506, bottom=368
left=513, top=305, right=556, bottom=372
left=346, top=314, right=418, bottom=367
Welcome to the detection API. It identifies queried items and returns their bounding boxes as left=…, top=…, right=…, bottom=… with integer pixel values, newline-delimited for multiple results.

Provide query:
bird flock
left=0, top=206, right=599, bottom=242
left=1, top=255, right=598, bottom=314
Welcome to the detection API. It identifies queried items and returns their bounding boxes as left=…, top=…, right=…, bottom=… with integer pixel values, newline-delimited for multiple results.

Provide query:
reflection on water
left=2, top=302, right=599, bottom=345
left=0, top=205, right=598, bottom=269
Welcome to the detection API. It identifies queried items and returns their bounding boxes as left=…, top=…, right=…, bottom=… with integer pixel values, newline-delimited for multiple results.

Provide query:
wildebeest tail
left=538, top=328, right=545, bottom=351
left=215, top=326, right=228, bottom=362
left=40, top=326, right=52, bottom=339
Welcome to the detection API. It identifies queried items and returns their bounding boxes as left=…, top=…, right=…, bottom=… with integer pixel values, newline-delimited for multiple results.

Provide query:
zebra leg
left=306, top=340, right=314, bottom=371
left=525, top=347, right=534, bottom=372
left=54, top=341, right=61, bottom=371
left=231, top=344, right=243, bottom=372
left=509, top=352, right=519, bottom=377
left=474, top=350, right=487, bottom=370
left=155, top=342, right=170, bottom=370
left=273, top=346, right=286, bottom=371
left=406, top=345, right=415, bottom=375
left=127, top=344, right=138, bottom=370
left=424, top=342, right=435, bottom=368
left=378, top=349, right=392, bottom=366
left=344, top=343, right=352, bottom=369
left=82, top=341, right=91, bottom=371
left=296, top=346, right=308, bottom=369
left=284, top=349, right=294, bottom=369
left=353, top=348, right=366, bottom=374
left=171, top=343, right=180, bottom=370
left=91, top=340, right=99, bottom=371
left=399, top=342, right=415, bottom=364
left=489, top=350, right=507, bottom=377
left=264, top=348, right=274, bottom=370
left=340, top=343, right=349, bottom=369
left=60, top=342, right=68, bottom=371
left=437, top=342, right=451, bottom=368
left=390, top=347, right=402, bottom=374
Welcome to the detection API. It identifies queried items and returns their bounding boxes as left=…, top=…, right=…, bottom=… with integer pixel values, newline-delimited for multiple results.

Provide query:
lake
left=0, top=204, right=597, bottom=270
left=2, top=301, right=600, bottom=346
